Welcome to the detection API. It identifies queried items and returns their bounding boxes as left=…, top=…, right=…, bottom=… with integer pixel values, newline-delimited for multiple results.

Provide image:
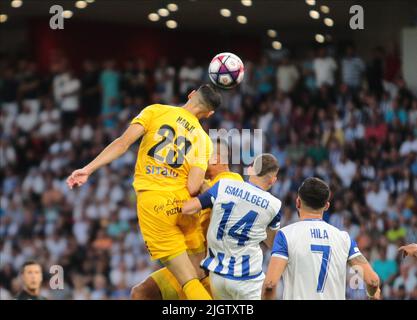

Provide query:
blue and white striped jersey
left=198, top=179, right=282, bottom=280
left=272, top=219, right=362, bottom=300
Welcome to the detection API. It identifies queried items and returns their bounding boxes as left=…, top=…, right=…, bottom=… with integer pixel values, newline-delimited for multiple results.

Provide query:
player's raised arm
left=348, top=254, right=381, bottom=300
left=67, top=123, right=145, bottom=189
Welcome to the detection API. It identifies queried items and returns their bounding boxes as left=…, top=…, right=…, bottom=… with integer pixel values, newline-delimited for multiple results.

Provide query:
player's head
left=248, top=153, right=279, bottom=190
left=207, top=138, right=230, bottom=179
left=187, top=84, right=222, bottom=119
left=20, top=260, right=43, bottom=293
left=296, top=177, right=331, bottom=215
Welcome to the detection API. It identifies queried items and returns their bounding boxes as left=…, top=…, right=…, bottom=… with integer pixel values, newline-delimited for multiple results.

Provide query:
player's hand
left=369, top=287, right=381, bottom=300
left=67, top=168, right=90, bottom=189
left=398, top=243, right=417, bottom=258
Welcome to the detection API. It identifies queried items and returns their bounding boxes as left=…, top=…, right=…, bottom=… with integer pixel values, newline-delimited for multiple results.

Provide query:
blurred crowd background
left=1, top=42, right=416, bottom=300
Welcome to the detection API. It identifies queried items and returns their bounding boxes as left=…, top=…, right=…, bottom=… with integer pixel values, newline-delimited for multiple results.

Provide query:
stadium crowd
left=1, top=44, right=416, bottom=300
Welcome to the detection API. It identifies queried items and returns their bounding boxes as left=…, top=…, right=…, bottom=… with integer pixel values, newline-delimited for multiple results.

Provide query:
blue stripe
left=201, top=248, right=215, bottom=270
left=242, top=255, right=250, bottom=277
left=227, top=256, right=236, bottom=277
left=271, top=230, right=288, bottom=257
left=212, top=270, right=263, bottom=281
left=214, top=252, right=225, bottom=273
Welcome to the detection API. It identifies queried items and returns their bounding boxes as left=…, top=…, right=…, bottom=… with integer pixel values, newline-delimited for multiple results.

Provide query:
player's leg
left=136, top=190, right=211, bottom=300
left=131, top=267, right=186, bottom=300
left=162, top=251, right=212, bottom=300
left=209, top=272, right=231, bottom=300
left=226, top=276, right=264, bottom=300
left=131, top=277, right=162, bottom=300
left=188, top=251, right=211, bottom=295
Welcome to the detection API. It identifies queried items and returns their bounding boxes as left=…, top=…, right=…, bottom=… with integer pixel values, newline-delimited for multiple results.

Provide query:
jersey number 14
left=216, top=202, right=258, bottom=246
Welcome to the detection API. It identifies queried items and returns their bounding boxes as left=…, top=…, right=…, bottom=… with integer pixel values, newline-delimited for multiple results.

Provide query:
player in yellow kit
left=131, top=139, right=243, bottom=300
left=67, top=84, right=222, bottom=300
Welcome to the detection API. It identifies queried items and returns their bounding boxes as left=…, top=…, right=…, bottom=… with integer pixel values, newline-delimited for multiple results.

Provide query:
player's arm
left=182, top=198, right=202, bottom=215
left=262, top=257, right=287, bottom=300
left=182, top=182, right=219, bottom=215
left=67, top=124, right=145, bottom=189
left=264, top=210, right=281, bottom=249
left=187, top=166, right=206, bottom=196
left=262, top=229, right=288, bottom=300
left=264, top=229, right=278, bottom=249
left=348, top=254, right=381, bottom=299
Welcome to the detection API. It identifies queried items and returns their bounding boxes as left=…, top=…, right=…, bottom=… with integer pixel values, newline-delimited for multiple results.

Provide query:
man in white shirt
left=399, top=134, right=417, bottom=156
left=179, top=58, right=203, bottom=100
left=276, top=57, right=299, bottom=93
left=365, top=182, right=389, bottom=214
left=334, top=154, right=357, bottom=187
left=53, top=70, right=81, bottom=128
left=262, top=177, right=380, bottom=300
left=313, top=47, right=337, bottom=88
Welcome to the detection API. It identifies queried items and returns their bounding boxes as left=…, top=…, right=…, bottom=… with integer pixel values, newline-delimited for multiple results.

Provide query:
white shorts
left=209, top=272, right=264, bottom=300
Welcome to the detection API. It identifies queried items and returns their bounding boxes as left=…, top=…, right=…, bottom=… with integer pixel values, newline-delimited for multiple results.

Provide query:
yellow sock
left=200, top=276, right=212, bottom=297
left=183, top=278, right=212, bottom=300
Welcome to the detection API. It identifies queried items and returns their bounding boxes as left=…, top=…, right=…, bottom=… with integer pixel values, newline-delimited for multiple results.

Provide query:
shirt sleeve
left=271, top=230, right=289, bottom=260
left=268, top=211, right=282, bottom=230
left=130, top=105, right=155, bottom=132
left=197, top=182, right=219, bottom=210
left=347, top=235, right=362, bottom=260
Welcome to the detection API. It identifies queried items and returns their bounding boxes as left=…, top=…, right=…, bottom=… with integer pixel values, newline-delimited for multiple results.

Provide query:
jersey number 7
left=310, top=245, right=332, bottom=293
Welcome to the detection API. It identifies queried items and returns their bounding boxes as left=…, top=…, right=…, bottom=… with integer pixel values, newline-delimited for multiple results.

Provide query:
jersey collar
left=246, top=181, right=263, bottom=190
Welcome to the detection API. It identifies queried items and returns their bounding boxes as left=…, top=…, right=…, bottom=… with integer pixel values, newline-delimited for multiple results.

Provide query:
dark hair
left=298, top=177, right=330, bottom=210
left=197, top=84, right=222, bottom=111
left=253, top=153, right=279, bottom=177
left=21, top=260, right=41, bottom=274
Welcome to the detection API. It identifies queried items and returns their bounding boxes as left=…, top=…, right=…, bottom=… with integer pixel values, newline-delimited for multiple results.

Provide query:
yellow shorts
left=136, top=189, right=205, bottom=261
left=150, top=267, right=186, bottom=300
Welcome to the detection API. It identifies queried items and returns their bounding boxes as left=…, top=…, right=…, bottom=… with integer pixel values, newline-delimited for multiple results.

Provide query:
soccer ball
left=208, top=52, right=244, bottom=89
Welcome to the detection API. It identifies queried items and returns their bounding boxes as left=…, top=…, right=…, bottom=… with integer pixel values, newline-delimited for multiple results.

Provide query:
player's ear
left=247, top=165, right=255, bottom=176
left=205, top=110, right=215, bottom=119
left=324, top=201, right=330, bottom=211
left=296, top=197, right=301, bottom=210
left=188, top=90, right=196, bottom=100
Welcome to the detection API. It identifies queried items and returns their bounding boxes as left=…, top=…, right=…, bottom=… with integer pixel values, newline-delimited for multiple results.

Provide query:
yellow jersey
left=131, top=104, right=212, bottom=192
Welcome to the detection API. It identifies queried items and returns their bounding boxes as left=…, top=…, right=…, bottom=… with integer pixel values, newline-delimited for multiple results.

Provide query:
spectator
left=154, top=57, right=176, bottom=104
left=255, top=55, right=275, bottom=98
left=53, top=63, right=81, bottom=129
left=81, top=60, right=101, bottom=120
left=276, top=56, right=299, bottom=94
left=334, top=154, right=357, bottom=187
left=100, top=60, right=120, bottom=129
left=341, top=45, right=365, bottom=93
left=366, top=182, right=389, bottom=214
left=372, top=248, right=398, bottom=284
left=312, top=47, right=337, bottom=88
left=178, top=57, right=203, bottom=100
